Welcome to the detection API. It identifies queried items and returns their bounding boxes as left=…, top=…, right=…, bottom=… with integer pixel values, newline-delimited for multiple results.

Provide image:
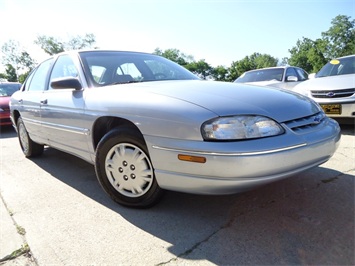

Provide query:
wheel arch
left=11, top=110, right=21, bottom=128
left=92, top=116, right=145, bottom=151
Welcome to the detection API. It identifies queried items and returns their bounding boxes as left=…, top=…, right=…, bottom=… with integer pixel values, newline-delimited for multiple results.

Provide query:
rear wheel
left=17, top=117, right=44, bottom=157
left=95, top=128, right=163, bottom=208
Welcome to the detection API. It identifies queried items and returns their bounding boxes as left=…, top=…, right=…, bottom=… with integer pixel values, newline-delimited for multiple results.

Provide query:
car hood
left=122, top=80, right=321, bottom=122
left=243, top=80, right=282, bottom=87
left=294, top=74, right=355, bottom=91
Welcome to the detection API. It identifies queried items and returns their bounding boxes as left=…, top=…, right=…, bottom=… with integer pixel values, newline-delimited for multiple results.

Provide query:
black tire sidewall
left=17, top=117, right=32, bottom=157
left=17, top=117, right=43, bottom=157
left=95, top=128, right=163, bottom=208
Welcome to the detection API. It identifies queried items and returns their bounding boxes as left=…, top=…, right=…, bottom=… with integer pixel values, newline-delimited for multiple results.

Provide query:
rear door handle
left=40, top=99, right=48, bottom=104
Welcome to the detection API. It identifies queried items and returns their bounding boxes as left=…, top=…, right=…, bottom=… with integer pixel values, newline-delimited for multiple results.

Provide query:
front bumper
left=0, top=111, right=12, bottom=126
left=321, top=101, right=355, bottom=118
left=145, top=118, right=341, bottom=195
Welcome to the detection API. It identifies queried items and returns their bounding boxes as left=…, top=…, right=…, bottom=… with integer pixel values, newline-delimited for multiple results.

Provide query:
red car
left=0, top=82, right=21, bottom=126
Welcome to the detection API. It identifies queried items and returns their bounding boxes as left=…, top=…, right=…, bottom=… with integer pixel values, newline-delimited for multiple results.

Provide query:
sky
left=0, top=0, right=354, bottom=72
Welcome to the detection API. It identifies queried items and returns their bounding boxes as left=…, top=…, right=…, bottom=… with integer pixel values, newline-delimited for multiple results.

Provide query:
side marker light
left=178, top=154, right=206, bottom=163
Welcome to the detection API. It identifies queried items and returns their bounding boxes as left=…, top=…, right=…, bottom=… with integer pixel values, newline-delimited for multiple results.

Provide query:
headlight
left=201, top=115, right=284, bottom=141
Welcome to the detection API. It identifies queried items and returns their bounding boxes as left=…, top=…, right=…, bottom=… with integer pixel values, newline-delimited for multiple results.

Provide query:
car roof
left=46, top=49, right=158, bottom=63
left=59, top=49, right=154, bottom=57
left=334, top=54, right=355, bottom=60
left=244, top=66, right=301, bottom=73
left=36, top=50, right=159, bottom=66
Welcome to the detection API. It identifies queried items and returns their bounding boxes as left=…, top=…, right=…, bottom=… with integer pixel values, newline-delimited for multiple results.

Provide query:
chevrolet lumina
left=10, top=50, right=341, bottom=208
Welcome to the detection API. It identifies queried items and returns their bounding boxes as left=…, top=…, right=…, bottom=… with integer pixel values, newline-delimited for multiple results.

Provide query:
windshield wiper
left=112, top=80, right=143, bottom=85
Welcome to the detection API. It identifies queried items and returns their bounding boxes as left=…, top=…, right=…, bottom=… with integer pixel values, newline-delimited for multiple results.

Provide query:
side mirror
left=50, top=77, right=82, bottom=90
left=286, top=75, right=298, bottom=82
left=308, top=73, right=316, bottom=79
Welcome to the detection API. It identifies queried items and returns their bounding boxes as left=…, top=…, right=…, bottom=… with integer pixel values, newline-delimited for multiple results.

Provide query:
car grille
left=311, top=88, right=355, bottom=98
left=283, top=112, right=326, bottom=133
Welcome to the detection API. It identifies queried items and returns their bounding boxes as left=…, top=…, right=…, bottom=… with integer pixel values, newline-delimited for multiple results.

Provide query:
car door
left=16, top=58, right=53, bottom=144
left=40, top=54, right=89, bottom=158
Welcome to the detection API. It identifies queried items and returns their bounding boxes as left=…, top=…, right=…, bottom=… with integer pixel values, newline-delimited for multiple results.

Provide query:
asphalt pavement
left=0, top=122, right=354, bottom=265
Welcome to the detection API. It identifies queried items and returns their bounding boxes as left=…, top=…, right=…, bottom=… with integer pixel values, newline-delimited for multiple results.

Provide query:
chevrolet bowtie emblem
left=326, top=92, right=335, bottom=97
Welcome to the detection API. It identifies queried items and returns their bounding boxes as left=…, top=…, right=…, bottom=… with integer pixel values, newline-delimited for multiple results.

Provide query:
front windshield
left=316, top=56, right=355, bottom=78
left=0, top=83, right=21, bottom=96
left=235, top=68, right=284, bottom=83
left=79, top=51, right=199, bottom=87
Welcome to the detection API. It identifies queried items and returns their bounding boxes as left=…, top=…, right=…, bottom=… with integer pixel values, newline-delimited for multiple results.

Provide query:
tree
left=1, top=40, right=36, bottom=81
left=4, top=64, right=17, bottom=82
left=19, top=51, right=36, bottom=71
left=250, top=53, right=278, bottom=69
left=287, top=37, right=327, bottom=73
left=228, top=59, right=251, bottom=82
left=287, top=15, right=354, bottom=73
left=1, top=40, right=20, bottom=69
left=211, top=65, right=229, bottom=81
left=322, top=15, right=355, bottom=59
left=228, top=53, right=278, bottom=81
left=153, top=48, right=193, bottom=66
left=306, top=39, right=329, bottom=72
left=0, top=73, right=6, bottom=80
left=35, top=36, right=64, bottom=55
left=280, top=57, right=289, bottom=66
left=18, top=72, right=29, bottom=84
left=186, top=59, right=213, bottom=79
left=67, top=33, right=96, bottom=50
left=35, top=33, right=97, bottom=55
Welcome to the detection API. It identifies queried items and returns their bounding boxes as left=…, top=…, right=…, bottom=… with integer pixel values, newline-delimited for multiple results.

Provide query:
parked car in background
left=294, top=55, right=355, bottom=119
left=234, top=66, right=308, bottom=90
left=0, top=81, right=21, bottom=126
left=10, top=50, right=340, bottom=208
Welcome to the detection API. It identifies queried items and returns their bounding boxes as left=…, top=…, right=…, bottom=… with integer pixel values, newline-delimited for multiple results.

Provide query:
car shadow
left=338, top=122, right=354, bottom=136
left=27, top=137, right=354, bottom=264
left=0, top=125, right=17, bottom=139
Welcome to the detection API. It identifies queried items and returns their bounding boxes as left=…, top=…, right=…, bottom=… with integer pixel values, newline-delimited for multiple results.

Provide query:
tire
left=95, top=128, right=164, bottom=208
left=17, top=117, right=44, bottom=157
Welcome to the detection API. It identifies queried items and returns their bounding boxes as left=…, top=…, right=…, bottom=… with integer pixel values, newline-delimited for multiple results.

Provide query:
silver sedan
left=234, top=66, right=309, bottom=90
left=10, top=50, right=341, bottom=208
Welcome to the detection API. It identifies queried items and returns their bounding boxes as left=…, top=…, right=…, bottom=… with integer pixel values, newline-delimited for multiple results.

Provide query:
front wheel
left=95, top=128, right=163, bottom=208
left=17, top=117, right=44, bottom=157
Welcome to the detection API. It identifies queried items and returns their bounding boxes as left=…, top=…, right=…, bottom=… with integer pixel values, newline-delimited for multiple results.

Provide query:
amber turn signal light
left=178, top=154, right=206, bottom=163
